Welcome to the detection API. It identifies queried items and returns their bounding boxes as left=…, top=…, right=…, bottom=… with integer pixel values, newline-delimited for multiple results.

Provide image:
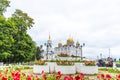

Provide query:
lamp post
left=44, top=43, right=49, bottom=59
left=75, top=46, right=78, bottom=60
left=80, top=43, right=85, bottom=60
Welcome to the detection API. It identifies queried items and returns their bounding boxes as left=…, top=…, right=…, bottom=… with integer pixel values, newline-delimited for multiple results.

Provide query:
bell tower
left=44, top=33, right=53, bottom=59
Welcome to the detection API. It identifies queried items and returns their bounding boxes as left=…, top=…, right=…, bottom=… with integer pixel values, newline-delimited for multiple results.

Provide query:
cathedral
left=44, top=34, right=83, bottom=59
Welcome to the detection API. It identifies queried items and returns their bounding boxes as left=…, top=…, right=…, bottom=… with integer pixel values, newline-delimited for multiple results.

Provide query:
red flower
left=100, top=74, right=105, bottom=79
left=56, top=75, right=61, bottom=80
left=106, top=74, right=112, bottom=79
left=27, top=76, right=32, bottom=80
left=2, top=76, right=7, bottom=80
left=75, top=75, right=80, bottom=80
left=117, top=74, right=120, bottom=79
left=69, top=77, right=74, bottom=80
left=56, top=71, right=62, bottom=80
left=64, top=76, right=69, bottom=80
left=58, top=71, right=61, bottom=76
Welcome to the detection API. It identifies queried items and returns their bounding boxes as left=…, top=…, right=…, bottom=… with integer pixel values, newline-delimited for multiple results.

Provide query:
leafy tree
left=0, top=16, right=15, bottom=62
left=0, top=1, right=37, bottom=63
left=0, top=0, right=10, bottom=15
left=36, top=45, right=44, bottom=60
left=9, top=9, right=36, bottom=63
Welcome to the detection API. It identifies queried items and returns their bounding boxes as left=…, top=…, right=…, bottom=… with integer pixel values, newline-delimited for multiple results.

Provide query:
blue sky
left=4, top=0, right=120, bottom=60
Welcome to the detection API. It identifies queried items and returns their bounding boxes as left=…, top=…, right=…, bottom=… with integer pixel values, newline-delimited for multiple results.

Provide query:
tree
left=36, top=45, right=44, bottom=60
left=0, top=16, right=15, bottom=62
left=0, top=1, right=37, bottom=63
left=9, top=9, right=36, bottom=63
left=0, top=0, right=10, bottom=15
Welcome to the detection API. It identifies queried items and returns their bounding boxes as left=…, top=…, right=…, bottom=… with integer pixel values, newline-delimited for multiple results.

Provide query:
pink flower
left=97, top=75, right=100, bottom=79
left=41, top=70, right=44, bottom=74
left=41, top=74, right=46, bottom=80
left=79, top=73, right=85, bottom=79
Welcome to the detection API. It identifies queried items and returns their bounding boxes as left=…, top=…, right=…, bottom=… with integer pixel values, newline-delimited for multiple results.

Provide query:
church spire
left=48, top=33, right=51, bottom=42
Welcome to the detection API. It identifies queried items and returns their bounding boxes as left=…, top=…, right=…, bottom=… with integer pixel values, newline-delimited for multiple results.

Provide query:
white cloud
left=4, top=0, right=120, bottom=59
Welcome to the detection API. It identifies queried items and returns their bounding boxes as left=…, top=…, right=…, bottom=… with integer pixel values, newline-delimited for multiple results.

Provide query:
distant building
left=54, top=37, right=82, bottom=57
left=44, top=35, right=82, bottom=59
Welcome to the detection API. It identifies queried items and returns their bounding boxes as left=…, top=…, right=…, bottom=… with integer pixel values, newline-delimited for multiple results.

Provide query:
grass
left=116, top=61, right=120, bottom=64
left=99, top=68, right=120, bottom=73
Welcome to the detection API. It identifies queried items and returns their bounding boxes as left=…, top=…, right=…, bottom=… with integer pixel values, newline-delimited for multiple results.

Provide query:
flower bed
left=56, top=60, right=74, bottom=66
left=82, top=60, right=96, bottom=66
left=34, top=60, right=46, bottom=65
left=57, top=53, right=70, bottom=57
left=1, top=69, right=120, bottom=80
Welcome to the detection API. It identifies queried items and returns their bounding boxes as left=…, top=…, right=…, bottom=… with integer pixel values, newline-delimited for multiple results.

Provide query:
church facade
left=54, top=37, right=82, bottom=57
left=44, top=35, right=83, bottom=59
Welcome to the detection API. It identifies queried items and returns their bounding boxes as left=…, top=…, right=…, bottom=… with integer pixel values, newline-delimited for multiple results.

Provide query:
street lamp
left=44, top=43, right=49, bottom=59
left=80, top=43, right=85, bottom=60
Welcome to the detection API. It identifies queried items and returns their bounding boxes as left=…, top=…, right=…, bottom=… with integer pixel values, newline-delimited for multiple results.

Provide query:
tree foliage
left=36, top=45, right=44, bottom=60
left=0, top=0, right=37, bottom=63
left=0, top=0, right=10, bottom=15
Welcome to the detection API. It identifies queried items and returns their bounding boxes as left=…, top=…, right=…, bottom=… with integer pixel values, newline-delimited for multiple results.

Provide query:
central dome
left=67, top=37, right=74, bottom=42
left=58, top=41, right=62, bottom=45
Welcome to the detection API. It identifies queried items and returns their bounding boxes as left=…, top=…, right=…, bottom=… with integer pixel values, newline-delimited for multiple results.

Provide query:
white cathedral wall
left=54, top=46, right=82, bottom=57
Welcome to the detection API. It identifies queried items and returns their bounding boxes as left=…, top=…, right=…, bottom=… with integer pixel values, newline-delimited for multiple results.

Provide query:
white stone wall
left=55, top=65, right=76, bottom=74
left=54, top=46, right=82, bottom=57
left=33, top=62, right=98, bottom=74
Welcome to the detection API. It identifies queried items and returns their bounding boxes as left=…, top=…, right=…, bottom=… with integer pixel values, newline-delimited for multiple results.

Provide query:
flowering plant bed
left=56, top=60, right=74, bottom=66
left=57, top=53, right=70, bottom=57
left=34, top=60, right=46, bottom=65
left=1, top=69, right=120, bottom=80
left=82, top=60, right=96, bottom=66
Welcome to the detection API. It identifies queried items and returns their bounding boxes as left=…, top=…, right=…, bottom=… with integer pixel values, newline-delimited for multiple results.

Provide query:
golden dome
left=58, top=41, right=62, bottom=45
left=76, top=41, right=80, bottom=44
left=67, top=37, right=74, bottom=42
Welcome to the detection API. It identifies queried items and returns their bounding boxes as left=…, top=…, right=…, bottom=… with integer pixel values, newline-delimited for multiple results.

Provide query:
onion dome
left=76, top=41, right=80, bottom=45
left=67, top=37, right=74, bottom=42
left=58, top=41, right=62, bottom=47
